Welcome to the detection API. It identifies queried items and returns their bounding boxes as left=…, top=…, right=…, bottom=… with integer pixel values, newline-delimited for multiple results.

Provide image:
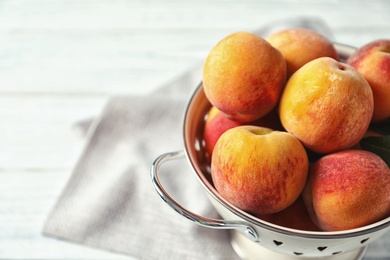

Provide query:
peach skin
left=279, top=57, right=374, bottom=154
left=203, top=32, right=286, bottom=122
left=211, top=126, right=308, bottom=215
left=346, top=39, right=390, bottom=124
left=266, top=28, right=339, bottom=78
left=203, top=106, right=284, bottom=158
left=303, top=150, right=390, bottom=231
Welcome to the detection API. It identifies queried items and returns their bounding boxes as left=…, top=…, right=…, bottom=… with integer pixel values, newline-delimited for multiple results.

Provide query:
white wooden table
left=0, top=0, right=389, bottom=259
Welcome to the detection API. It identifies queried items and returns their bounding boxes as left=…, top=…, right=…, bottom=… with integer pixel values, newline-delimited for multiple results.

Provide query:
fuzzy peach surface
left=203, top=106, right=243, bottom=157
left=347, top=39, right=390, bottom=123
left=202, top=32, right=286, bottom=122
left=309, top=150, right=390, bottom=231
left=211, top=126, right=308, bottom=215
left=266, top=28, right=340, bottom=78
left=279, top=57, right=374, bottom=154
left=203, top=106, right=284, bottom=158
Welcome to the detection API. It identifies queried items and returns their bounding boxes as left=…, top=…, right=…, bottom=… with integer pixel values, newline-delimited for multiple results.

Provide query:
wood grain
left=0, top=0, right=389, bottom=259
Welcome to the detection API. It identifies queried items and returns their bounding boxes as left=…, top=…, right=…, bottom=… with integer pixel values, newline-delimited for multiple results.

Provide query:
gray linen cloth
left=43, top=18, right=343, bottom=260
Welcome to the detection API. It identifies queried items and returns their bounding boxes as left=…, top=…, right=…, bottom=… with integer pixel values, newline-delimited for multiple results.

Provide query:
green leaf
left=360, top=135, right=390, bottom=167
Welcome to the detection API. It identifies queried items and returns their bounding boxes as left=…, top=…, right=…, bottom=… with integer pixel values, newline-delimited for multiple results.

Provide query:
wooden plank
left=0, top=1, right=388, bottom=94
left=0, top=95, right=132, bottom=258
left=0, top=170, right=133, bottom=259
left=0, top=0, right=389, bottom=258
left=0, top=27, right=388, bottom=94
left=0, top=96, right=106, bottom=169
left=0, top=0, right=388, bottom=30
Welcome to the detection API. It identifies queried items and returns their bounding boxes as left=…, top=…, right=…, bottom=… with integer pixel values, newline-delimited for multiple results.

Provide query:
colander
left=150, top=43, right=390, bottom=260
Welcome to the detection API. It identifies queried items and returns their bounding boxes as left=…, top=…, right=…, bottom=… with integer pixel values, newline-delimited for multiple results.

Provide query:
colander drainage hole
left=332, top=251, right=342, bottom=255
left=317, top=246, right=327, bottom=251
left=361, top=238, right=369, bottom=244
left=273, top=240, right=283, bottom=246
left=293, top=252, right=303, bottom=256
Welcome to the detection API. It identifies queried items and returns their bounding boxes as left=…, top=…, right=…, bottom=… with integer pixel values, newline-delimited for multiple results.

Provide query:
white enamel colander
left=150, top=43, right=390, bottom=260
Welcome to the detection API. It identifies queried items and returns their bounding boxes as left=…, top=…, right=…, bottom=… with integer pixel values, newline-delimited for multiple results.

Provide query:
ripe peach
left=279, top=57, right=374, bottom=154
left=211, top=126, right=309, bottom=215
left=203, top=106, right=284, bottom=157
left=303, top=150, right=390, bottom=231
left=202, top=32, right=286, bottom=122
left=203, top=106, right=243, bottom=157
left=346, top=39, right=390, bottom=124
left=264, top=196, right=320, bottom=231
left=266, top=28, right=339, bottom=78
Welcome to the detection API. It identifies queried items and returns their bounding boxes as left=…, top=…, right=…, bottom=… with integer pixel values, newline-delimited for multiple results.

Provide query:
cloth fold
left=43, top=18, right=335, bottom=260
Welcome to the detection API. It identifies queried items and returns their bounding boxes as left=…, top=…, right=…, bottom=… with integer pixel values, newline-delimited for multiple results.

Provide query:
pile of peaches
left=202, top=28, right=390, bottom=232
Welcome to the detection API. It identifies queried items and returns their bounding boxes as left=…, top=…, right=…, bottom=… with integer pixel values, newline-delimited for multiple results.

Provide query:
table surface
left=1, top=0, right=389, bottom=259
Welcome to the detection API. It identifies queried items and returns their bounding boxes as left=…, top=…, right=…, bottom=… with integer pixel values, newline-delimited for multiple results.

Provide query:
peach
left=279, top=57, right=374, bottom=154
left=263, top=196, right=320, bottom=231
left=346, top=39, right=390, bottom=124
left=266, top=28, right=339, bottom=78
left=202, top=32, right=286, bottom=122
left=303, top=149, right=390, bottom=231
left=211, top=126, right=308, bottom=215
left=203, top=106, right=243, bottom=157
left=203, top=106, right=284, bottom=157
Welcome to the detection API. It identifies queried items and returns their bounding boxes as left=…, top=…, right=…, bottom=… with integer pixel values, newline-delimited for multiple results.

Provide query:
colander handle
left=150, top=150, right=259, bottom=242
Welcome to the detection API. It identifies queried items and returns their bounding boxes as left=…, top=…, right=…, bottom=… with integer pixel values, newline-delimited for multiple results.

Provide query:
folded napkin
left=43, top=18, right=336, bottom=260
